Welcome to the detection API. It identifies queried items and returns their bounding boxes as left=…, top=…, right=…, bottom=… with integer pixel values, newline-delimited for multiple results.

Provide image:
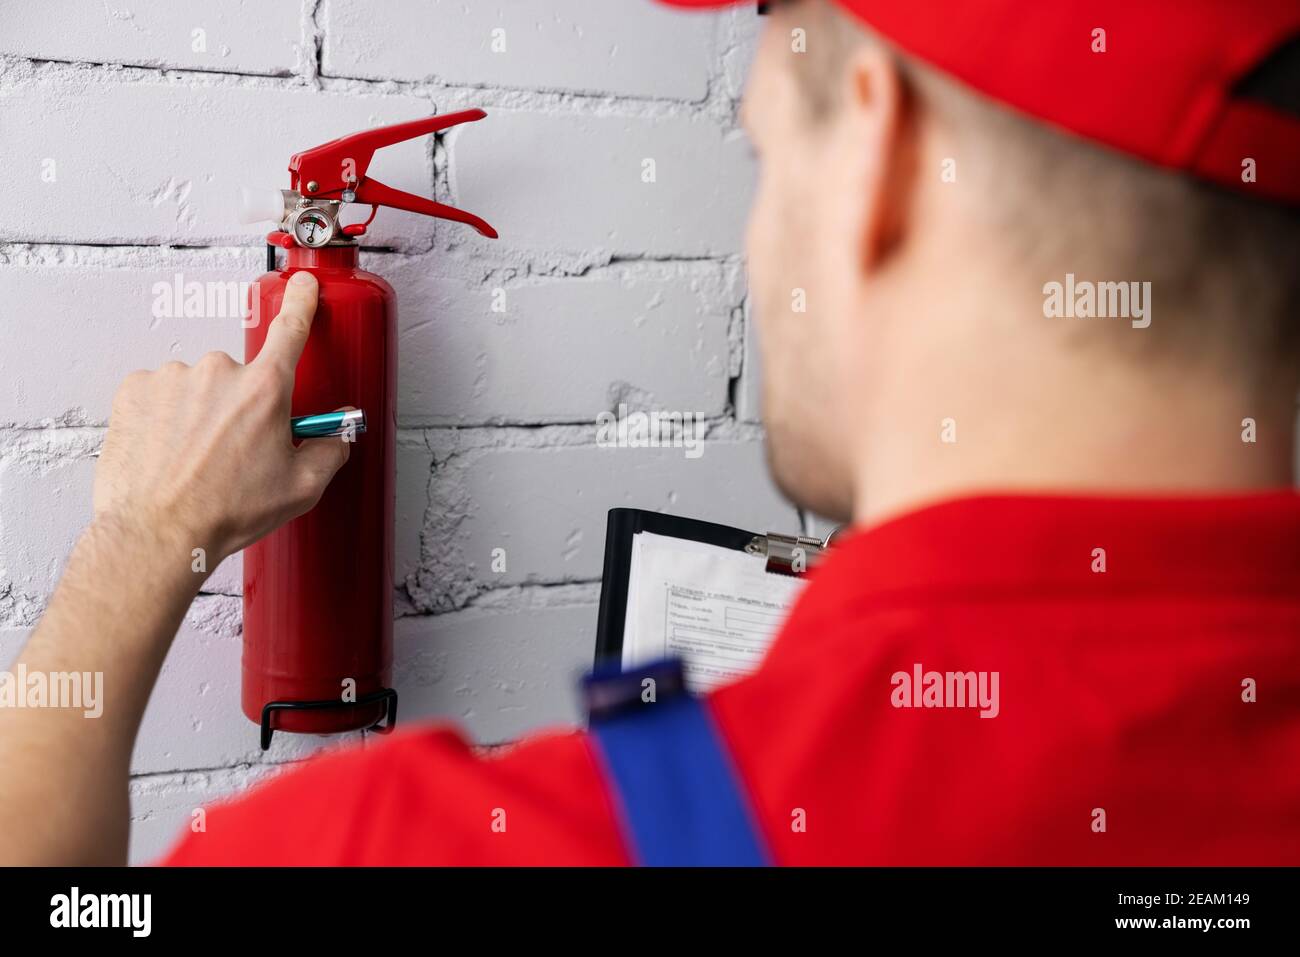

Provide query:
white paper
left=622, top=531, right=806, bottom=692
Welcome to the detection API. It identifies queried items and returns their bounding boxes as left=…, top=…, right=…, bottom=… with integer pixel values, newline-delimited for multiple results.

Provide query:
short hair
left=778, top=0, right=1300, bottom=360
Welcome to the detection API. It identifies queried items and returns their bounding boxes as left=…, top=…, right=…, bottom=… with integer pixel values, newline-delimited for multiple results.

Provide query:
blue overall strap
left=588, top=694, right=772, bottom=867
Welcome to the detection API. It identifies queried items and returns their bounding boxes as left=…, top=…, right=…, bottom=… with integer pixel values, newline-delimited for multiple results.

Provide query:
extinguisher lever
left=288, top=108, right=497, bottom=238
left=326, top=109, right=487, bottom=159
left=351, top=177, right=498, bottom=238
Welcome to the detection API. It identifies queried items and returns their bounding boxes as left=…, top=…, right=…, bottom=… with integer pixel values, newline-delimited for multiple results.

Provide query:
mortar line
left=3, top=56, right=737, bottom=119
left=8, top=55, right=294, bottom=81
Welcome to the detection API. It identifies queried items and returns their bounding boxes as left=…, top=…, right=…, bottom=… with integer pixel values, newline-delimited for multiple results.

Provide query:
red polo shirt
left=161, top=492, right=1300, bottom=865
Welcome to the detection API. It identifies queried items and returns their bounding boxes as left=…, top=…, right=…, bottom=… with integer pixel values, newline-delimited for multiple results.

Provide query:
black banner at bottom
left=0, top=866, right=1292, bottom=942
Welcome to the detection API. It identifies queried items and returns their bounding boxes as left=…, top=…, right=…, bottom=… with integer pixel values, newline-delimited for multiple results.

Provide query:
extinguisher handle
left=287, top=108, right=497, bottom=238
left=351, top=178, right=497, bottom=238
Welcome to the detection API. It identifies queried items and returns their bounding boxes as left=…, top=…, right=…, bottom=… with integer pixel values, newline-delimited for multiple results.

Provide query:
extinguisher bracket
left=259, top=687, right=398, bottom=750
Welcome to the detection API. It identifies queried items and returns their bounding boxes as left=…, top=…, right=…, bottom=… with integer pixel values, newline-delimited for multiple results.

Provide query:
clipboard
left=593, top=507, right=832, bottom=667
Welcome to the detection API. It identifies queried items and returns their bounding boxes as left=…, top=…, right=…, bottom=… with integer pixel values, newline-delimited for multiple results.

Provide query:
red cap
left=662, top=0, right=1300, bottom=205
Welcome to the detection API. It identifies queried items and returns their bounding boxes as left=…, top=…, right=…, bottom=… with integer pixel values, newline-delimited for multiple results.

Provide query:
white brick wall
left=0, top=0, right=303, bottom=76
left=451, top=109, right=755, bottom=257
left=320, top=0, right=717, bottom=99
left=0, top=0, right=777, bottom=864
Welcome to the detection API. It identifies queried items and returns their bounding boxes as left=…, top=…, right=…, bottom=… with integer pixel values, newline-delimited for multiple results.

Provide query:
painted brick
left=396, top=435, right=432, bottom=586
left=737, top=296, right=763, bottom=424
left=393, top=597, right=597, bottom=744
left=321, top=0, right=717, bottom=100
left=0, top=0, right=302, bottom=76
left=203, top=552, right=242, bottom=597
left=128, top=766, right=277, bottom=865
left=1, top=73, right=436, bottom=247
left=391, top=263, right=738, bottom=426
left=722, top=5, right=763, bottom=103
left=0, top=441, right=95, bottom=603
left=0, top=258, right=251, bottom=426
left=451, top=108, right=755, bottom=257
left=408, top=437, right=798, bottom=610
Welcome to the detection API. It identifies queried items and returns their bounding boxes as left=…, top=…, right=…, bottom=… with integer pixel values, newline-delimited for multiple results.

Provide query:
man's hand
left=95, top=270, right=348, bottom=568
left=0, top=270, right=351, bottom=865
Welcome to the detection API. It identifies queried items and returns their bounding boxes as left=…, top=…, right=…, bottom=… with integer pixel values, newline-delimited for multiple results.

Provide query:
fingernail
left=289, top=271, right=314, bottom=286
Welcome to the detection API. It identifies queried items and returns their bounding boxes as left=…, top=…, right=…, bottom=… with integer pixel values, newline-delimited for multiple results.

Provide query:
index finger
left=255, top=271, right=319, bottom=372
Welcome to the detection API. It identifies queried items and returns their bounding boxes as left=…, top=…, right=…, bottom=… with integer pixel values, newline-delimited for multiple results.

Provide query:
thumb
left=293, top=428, right=352, bottom=507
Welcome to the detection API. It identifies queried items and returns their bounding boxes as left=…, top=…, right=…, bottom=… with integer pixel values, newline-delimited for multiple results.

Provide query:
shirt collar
left=786, top=490, right=1300, bottom=628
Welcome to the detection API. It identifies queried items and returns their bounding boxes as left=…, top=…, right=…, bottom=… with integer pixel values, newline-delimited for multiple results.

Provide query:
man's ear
left=838, top=43, right=916, bottom=270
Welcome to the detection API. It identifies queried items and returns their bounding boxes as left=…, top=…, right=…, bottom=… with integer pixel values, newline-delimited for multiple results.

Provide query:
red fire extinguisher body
left=242, top=245, right=396, bottom=734
left=236, top=108, right=495, bottom=745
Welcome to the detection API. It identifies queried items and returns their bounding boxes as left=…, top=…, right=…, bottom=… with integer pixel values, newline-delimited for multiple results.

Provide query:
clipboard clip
left=746, top=530, right=838, bottom=577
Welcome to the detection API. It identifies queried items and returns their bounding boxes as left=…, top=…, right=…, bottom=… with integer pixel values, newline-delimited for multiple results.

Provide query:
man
left=1, top=0, right=1298, bottom=865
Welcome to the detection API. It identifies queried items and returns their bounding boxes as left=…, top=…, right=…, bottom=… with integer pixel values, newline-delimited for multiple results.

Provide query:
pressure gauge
left=288, top=206, right=336, bottom=248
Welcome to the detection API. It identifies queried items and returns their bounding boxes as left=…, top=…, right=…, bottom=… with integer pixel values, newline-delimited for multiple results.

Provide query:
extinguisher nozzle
left=238, top=186, right=287, bottom=225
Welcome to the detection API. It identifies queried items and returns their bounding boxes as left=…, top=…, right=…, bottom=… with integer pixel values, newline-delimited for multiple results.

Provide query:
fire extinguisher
left=236, top=110, right=497, bottom=749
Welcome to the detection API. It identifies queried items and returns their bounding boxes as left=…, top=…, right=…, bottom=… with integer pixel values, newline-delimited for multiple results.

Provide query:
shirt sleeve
left=156, top=723, right=630, bottom=866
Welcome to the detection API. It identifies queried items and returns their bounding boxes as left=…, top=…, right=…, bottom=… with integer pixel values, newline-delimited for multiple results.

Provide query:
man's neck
left=851, top=340, right=1298, bottom=526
